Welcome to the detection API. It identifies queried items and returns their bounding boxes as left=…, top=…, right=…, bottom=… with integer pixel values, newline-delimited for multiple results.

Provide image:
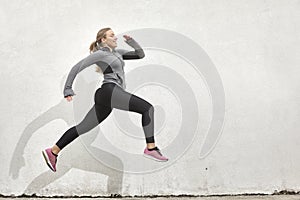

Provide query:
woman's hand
left=65, top=96, right=73, bottom=102
left=123, top=35, right=132, bottom=41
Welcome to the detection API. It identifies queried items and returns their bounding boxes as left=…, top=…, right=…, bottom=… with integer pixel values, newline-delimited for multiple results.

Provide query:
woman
left=42, top=28, right=168, bottom=172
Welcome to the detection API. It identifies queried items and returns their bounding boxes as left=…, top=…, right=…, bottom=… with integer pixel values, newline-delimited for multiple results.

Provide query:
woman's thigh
left=95, top=83, right=152, bottom=113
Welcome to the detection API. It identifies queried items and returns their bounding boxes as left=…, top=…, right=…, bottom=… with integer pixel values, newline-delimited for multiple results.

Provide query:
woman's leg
left=54, top=87, right=114, bottom=152
left=43, top=88, right=113, bottom=172
left=55, top=104, right=112, bottom=151
left=98, top=83, right=155, bottom=146
left=127, top=94, right=155, bottom=145
left=101, top=84, right=168, bottom=161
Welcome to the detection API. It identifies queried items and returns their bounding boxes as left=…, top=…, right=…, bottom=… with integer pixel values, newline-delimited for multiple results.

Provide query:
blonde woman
left=42, top=28, right=168, bottom=172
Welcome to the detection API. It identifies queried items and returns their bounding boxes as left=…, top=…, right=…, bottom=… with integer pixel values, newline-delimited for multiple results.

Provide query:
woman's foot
left=143, top=147, right=168, bottom=162
left=42, top=148, right=58, bottom=172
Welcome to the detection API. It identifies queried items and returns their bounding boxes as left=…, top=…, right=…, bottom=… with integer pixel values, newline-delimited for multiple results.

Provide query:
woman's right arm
left=116, top=35, right=145, bottom=60
left=63, top=52, right=104, bottom=98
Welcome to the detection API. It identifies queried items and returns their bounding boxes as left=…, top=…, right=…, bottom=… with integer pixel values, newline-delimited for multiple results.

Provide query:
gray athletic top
left=63, top=38, right=145, bottom=97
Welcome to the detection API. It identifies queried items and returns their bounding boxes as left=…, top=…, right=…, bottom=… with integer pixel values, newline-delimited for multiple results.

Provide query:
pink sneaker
left=42, top=148, right=57, bottom=172
left=143, top=147, right=168, bottom=162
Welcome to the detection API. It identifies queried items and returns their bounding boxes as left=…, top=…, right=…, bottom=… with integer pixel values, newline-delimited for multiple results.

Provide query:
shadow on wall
left=9, top=75, right=123, bottom=196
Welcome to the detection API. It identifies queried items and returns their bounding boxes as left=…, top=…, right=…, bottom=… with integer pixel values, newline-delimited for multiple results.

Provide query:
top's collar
left=100, top=46, right=115, bottom=52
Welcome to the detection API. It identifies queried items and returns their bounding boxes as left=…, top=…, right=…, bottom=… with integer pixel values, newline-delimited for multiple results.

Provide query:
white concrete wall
left=1, top=0, right=300, bottom=197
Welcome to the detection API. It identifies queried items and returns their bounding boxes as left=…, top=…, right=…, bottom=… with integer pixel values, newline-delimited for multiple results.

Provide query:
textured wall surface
left=1, top=0, right=300, bottom=197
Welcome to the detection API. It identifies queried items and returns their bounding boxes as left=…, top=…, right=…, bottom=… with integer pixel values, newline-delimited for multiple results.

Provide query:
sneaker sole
left=42, top=150, right=56, bottom=172
left=143, top=154, right=168, bottom=162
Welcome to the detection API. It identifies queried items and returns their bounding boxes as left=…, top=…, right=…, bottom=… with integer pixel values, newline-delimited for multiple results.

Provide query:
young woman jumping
left=42, top=27, right=168, bottom=172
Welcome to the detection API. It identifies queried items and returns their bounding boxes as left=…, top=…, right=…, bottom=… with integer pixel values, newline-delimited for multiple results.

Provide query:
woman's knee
left=147, top=104, right=154, bottom=115
left=144, top=104, right=154, bottom=120
left=142, top=104, right=154, bottom=127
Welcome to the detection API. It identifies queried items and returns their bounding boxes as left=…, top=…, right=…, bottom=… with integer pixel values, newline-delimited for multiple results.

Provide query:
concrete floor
left=1, top=195, right=300, bottom=200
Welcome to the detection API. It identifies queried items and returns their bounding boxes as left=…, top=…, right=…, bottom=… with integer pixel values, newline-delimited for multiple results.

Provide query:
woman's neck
left=102, top=44, right=113, bottom=52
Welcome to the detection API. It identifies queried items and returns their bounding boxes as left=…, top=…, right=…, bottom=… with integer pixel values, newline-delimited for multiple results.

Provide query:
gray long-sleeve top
left=63, top=38, right=145, bottom=97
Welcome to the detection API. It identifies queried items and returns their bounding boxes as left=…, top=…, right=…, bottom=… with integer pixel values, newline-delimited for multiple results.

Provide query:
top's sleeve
left=116, top=38, right=145, bottom=60
left=63, top=52, right=104, bottom=97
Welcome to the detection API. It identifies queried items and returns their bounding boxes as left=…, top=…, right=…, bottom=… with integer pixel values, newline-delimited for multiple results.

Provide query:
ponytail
left=89, top=41, right=98, bottom=53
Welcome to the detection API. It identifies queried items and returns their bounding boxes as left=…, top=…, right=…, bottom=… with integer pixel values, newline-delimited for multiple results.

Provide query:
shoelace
left=155, top=149, right=163, bottom=156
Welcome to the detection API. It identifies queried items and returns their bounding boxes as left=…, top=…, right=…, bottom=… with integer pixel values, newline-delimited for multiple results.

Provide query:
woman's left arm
left=116, top=35, right=145, bottom=60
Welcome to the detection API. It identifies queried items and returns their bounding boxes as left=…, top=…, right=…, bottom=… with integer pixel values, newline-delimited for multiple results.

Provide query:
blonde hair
left=89, top=27, right=112, bottom=73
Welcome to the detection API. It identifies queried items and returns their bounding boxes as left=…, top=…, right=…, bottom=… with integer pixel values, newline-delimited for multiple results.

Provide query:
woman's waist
left=101, top=80, right=124, bottom=90
left=103, top=72, right=124, bottom=79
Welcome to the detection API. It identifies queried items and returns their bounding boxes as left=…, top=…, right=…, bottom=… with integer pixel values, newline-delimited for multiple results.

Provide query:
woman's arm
left=63, top=52, right=105, bottom=98
left=116, top=36, right=145, bottom=60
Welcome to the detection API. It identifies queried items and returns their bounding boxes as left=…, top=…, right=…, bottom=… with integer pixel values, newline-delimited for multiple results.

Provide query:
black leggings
left=56, top=83, right=155, bottom=150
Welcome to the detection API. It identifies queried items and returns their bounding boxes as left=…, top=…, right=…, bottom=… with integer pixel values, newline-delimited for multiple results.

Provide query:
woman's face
left=102, top=29, right=118, bottom=49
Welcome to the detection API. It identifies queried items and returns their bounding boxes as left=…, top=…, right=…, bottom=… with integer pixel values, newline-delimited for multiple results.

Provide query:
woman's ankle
left=146, top=143, right=156, bottom=149
left=51, top=145, right=61, bottom=155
